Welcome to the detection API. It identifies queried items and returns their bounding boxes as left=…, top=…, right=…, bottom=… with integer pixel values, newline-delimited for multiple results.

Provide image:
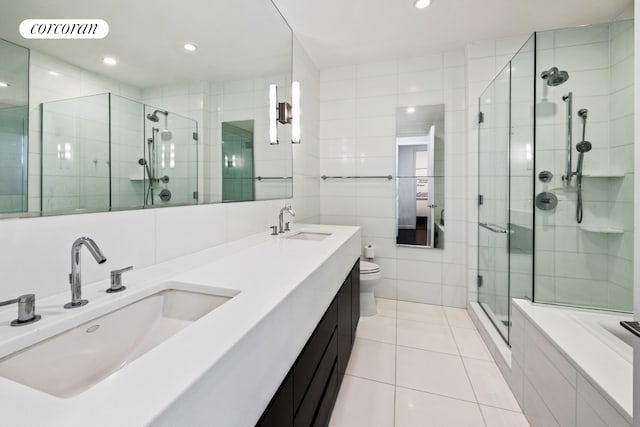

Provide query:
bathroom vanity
left=0, top=224, right=361, bottom=426
left=257, top=259, right=359, bottom=426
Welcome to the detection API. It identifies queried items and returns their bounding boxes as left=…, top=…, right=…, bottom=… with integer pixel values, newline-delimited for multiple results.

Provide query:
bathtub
left=510, top=299, right=633, bottom=427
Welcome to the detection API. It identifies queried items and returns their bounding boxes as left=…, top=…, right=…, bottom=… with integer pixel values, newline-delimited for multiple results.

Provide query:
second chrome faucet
left=279, top=204, right=295, bottom=234
left=65, top=237, right=107, bottom=309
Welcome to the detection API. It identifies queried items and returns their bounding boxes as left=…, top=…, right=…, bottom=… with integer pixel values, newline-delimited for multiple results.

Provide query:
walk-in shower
left=477, top=20, right=634, bottom=343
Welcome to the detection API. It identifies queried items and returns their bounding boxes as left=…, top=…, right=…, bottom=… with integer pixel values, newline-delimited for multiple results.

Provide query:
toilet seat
left=360, top=260, right=382, bottom=281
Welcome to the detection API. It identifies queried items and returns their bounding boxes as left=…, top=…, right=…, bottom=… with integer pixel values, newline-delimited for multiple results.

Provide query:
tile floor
left=329, top=299, right=530, bottom=427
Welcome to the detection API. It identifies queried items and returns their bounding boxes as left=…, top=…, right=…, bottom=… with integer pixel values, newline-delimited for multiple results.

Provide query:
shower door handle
left=479, top=223, right=509, bottom=234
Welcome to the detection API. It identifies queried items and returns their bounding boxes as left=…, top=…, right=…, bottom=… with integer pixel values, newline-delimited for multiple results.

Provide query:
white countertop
left=0, top=224, right=361, bottom=426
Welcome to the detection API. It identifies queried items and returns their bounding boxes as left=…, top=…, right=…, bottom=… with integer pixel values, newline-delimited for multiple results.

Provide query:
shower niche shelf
left=582, top=173, right=624, bottom=178
left=579, top=225, right=624, bottom=234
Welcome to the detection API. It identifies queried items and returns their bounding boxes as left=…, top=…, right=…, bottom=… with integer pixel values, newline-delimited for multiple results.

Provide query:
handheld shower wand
left=562, top=93, right=573, bottom=184
left=575, top=109, right=592, bottom=224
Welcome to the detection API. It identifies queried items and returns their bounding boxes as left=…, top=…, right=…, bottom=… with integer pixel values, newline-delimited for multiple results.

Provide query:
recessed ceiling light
left=415, top=0, right=431, bottom=9
left=183, top=43, right=197, bottom=52
left=0, top=81, right=8, bottom=88
left=407, top=107, right=416, bottom=113
left=49, top=71, right=59, bottom=77
left=102, top=57, right=117, bottom=66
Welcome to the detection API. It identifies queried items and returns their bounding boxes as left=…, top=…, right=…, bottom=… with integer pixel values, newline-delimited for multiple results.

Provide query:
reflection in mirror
left=396, top=105, right=445, bottom=249
left=0, top=0, right=292, bottom=219
left=142, top=105, right=198, bottom=208
left=40, top=93, right=198, bottom=214
left=0, top=39, right=29, bottom=214
left=222, top=121, right=255, bottom=202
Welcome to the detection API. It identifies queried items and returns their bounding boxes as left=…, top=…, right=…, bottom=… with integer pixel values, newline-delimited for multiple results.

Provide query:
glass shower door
left=143, top=106, right=198, bottom=207
left=478, top=63, right=511, bottom=341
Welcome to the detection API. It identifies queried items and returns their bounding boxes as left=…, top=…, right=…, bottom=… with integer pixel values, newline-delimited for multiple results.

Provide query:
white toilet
left=360, top=260, right=382, bottom=316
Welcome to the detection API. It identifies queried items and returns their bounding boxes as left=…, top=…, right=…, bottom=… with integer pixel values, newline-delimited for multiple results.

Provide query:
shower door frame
left=477, top=34, right=537, bottom=345
left=477, top=62, right=513, bottom=344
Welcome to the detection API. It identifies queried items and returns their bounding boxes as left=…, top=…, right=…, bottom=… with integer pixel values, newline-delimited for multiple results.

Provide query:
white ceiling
left=0, top=0, right=291, bottom=89
left=0, top=0, right=633, bottom=90
left=272, top=0, right=633, bottom=69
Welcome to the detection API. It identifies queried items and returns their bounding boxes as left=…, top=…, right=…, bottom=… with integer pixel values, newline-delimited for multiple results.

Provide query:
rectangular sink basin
left=0, top=283, right=237, bottom=398
left=285, top=231, right=332, bottom=241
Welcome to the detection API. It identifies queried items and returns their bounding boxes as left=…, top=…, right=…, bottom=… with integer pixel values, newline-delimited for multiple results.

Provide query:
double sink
left=0, top=228, right=334, bottom=399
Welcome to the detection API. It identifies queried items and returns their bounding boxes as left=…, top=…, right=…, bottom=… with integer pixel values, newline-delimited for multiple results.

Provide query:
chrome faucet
left=0, top=294, right=41, bottom=326
left=65, top=237, right=107, bottom=309
left=279, top=204, right=295, bottom=233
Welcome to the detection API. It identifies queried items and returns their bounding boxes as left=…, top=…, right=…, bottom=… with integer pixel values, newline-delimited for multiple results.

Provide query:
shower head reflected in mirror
left=576, top=140, right=592, bottom=153
left=541, top=67, right=570, bottom=86
left=146, top=110, right=168, bottom=122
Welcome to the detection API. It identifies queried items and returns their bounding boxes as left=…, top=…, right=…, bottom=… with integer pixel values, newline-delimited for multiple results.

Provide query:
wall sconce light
left=57, top=143, right=72, bottom=160
left=269, top=81, right=301, bottom=145
left=225, top=154, right=236, bottom=168
left=291, top=81, right=301, bottom=144
left=269, top=84, right=279, bottom=145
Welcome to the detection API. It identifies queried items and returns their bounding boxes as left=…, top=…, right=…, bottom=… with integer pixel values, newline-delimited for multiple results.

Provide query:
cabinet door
left=256, top=374, right=293, bottom=427
left=294, top=332, right=338, bottom=427
left=350, top=261, right=360, bottom=341
left=337, top=275, right=352, bottom=383
left=293, top=299, right=338, bottom=412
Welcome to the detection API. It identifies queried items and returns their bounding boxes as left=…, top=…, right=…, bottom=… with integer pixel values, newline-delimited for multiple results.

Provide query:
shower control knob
left=535, top=192, right=558, bottom=211
left=538, top=171, right=553, bottom=183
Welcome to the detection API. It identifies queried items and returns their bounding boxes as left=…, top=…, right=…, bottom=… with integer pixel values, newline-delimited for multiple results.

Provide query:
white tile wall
left=318, top=50, right=468, bottom=307
left=0, top=199, right=294, bottom=302
left=532, top=22, right=635, bottom=311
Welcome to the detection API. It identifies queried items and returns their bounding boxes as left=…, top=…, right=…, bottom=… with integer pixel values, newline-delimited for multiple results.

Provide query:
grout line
left=395, top=342, right=460, bottom=357
left=444, top=307, right=488, bottom=427
left=392, top=298, right=397, bottom=427
left=395, top=384, right=488, bottom=409
left=345, top=372, right=395, bottom=387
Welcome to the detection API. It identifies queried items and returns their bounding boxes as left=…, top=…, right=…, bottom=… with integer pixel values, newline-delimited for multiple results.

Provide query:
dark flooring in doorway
left=396, top=217, right=428, bottom=246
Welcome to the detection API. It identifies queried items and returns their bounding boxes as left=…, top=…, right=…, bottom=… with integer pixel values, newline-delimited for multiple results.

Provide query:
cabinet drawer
left=256, top=375, right=293, bottom=427
left=293, top=298, right=338, bottom=411
left=311, top=362, right=338, bottom=427
left=294, top=330, right=338, bottom=427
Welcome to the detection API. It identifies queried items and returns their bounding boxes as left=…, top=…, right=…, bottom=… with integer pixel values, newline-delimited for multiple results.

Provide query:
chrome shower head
left=541, top=67, right=570, bottom=86
left=146, top=110, right=168, bottom=123
left=576, top=140, right=592, bottom=153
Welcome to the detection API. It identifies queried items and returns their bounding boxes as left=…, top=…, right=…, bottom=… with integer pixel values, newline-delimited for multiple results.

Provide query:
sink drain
left=86, top=325, right=100, bottom=333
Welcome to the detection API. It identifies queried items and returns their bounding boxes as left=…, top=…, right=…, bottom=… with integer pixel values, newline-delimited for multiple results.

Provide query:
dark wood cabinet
left=350, top=261, right=360, bottom=342
left=336, top=274, right=352, bottom=384
left=257, top=375, right=293, bottom=427
left=257, top=259, right=360, bottom=427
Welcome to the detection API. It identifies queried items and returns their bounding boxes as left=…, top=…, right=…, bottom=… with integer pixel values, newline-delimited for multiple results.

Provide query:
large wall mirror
left=0, top=39, right=29, bottom=214
left=396, top=105, right=445, bottom=249
left=0, top=0, right=293, bottom=218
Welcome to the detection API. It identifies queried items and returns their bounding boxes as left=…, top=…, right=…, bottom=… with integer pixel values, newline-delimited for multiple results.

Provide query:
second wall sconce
left=269, top=81, right=301, bottom=145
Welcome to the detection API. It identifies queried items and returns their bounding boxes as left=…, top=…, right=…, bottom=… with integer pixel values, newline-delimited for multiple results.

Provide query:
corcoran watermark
left=19, top=19, right=109, bottom=39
